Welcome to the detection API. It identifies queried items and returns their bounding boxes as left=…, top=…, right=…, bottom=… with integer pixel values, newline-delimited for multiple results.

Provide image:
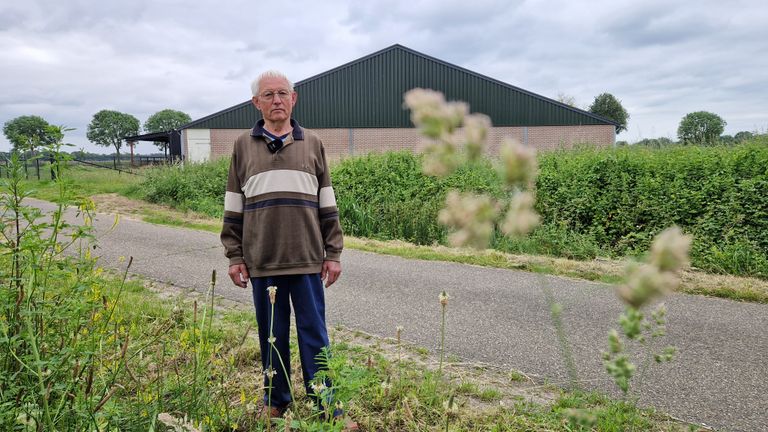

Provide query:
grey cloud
left=2, top=0, right=767, bottom=151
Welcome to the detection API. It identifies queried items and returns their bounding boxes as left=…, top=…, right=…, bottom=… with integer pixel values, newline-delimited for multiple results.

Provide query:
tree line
left=5, top=94, right=759, bottom=163
left=2, top=109, right=191, bottom=164
left=563, top=93, right=758, bottom=147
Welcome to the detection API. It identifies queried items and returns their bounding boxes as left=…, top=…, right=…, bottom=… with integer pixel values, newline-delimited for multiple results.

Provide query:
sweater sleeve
left=220, top=146, right=246, bottom=266
left=317, top=144, right=344, bottom=261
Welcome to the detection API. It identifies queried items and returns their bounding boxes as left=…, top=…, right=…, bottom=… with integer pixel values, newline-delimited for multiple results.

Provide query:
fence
left=0, top=154, right=177, bottom=180
left=0, top=156, right=58, bottom=181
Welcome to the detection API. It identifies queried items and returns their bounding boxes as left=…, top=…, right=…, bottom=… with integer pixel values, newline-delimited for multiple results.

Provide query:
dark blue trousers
left=251, top=273, right=330, bottom=408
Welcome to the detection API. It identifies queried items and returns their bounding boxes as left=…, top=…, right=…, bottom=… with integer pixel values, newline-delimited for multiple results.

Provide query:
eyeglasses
left=259, top=89, right=293, bottom=101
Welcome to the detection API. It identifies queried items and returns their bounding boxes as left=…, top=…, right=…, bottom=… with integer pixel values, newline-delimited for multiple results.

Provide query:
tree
left=144, top=109, right=191, bottom=158
left=86, top=110, right=140, bottom=165
left=2, top=115, right=59, bottom=152
left=636, top=137, right=674, bottom=148
left=734, top=131, right=754, bottom=143
left=677, top=111, right=726, bottom=145
left=556, top=92, right=577, bottom=107
left=589, top=93, right=630, bottom=134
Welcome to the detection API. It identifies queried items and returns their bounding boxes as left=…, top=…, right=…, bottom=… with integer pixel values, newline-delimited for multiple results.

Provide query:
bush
left=535, top=142, right=768, bottom=277
left=332, top=152, right=505, bottom=245
left=139, top=158, right=229, bottom=217
left=333, top=142, right=768, bottom=278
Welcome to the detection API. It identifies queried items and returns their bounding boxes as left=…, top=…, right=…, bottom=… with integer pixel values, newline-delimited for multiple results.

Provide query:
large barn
left=174, top=44, right=616, bottom=162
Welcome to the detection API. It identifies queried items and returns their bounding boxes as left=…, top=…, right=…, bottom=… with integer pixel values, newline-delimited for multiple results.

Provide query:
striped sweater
left=220, top=119, right=343, bottom=277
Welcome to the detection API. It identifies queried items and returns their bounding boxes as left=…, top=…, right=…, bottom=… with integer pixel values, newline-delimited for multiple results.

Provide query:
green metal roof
left=183, top=44, right=616, bottom=129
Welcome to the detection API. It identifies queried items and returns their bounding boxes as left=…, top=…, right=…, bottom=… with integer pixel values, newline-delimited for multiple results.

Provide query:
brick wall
left=210, top=129, right=245, bottom=160
left=207, top=125, right=615, bottom=160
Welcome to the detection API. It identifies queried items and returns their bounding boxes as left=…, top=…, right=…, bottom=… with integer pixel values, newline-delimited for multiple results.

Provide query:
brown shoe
left=260, top=405, right=285, bottom=419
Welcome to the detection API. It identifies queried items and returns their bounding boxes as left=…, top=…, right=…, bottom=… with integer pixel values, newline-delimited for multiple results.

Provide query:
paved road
left=33, top=199, right=767, bottom=431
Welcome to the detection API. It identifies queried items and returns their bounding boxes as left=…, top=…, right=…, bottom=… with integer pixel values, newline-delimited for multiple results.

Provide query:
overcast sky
left=1, top=0, right=766, bottom=154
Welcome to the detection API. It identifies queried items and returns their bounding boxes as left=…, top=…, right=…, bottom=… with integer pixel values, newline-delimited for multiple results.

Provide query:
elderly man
left=221, top=70, right=353, bottom=427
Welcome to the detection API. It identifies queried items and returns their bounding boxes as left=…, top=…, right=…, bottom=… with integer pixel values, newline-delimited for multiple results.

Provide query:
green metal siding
left=185, top=45, right=614, bottom=130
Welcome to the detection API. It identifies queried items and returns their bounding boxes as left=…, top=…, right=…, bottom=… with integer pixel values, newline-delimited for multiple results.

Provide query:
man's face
left=252, top=76, right=297, bottom=124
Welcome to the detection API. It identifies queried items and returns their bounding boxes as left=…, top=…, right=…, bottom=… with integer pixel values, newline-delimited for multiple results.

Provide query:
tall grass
left=0, top=151, right=248, bottom=430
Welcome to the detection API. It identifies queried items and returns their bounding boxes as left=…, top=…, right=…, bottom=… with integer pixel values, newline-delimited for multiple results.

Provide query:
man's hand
left=228, top=263, right=250, bottom=288
left=321, top=260, right=342, bottom=287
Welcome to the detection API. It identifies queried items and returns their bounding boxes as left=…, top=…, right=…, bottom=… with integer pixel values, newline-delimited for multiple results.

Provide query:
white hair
left=251, top=70, right=294, bottom=96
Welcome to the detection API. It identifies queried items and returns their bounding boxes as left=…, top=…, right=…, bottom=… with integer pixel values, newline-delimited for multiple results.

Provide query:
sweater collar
left=250, top=118, right=304, bottom=140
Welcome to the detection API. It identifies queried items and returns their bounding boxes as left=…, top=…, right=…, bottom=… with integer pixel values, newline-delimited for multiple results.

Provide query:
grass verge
left=109, top=273, right=696, bottom=431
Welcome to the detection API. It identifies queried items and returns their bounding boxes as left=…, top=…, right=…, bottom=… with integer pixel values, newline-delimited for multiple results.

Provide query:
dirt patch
left=91, top=193, right=167, bottom=219
left=91, top=193, right=217, bottom=227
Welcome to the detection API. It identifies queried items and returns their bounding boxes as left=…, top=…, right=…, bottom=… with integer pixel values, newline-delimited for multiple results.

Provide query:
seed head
left=607, top=329, right=623, bottom=354
left=381, top=379, right=392, bottom=395
left=267, top=286, right=277, bottom=304
left=501, top=191, right=540, bottom=237
left=439, top=291, right=450, bottom=307
left=283, top=410, right=293, bottom=432
left=618, top=263, right=679, bottom=308
left=649, top=226, right=692, bottom=272
left=499, top=139, right=538, bottom=188
left=310, top=382, right=326, bottom=394
left=422, top=139, right=461, bottom=177
left=404, top=88, right=467, bottom=138
left=438, top=191, right=498, bottom=249
left=462, top=113, right=491, bottom=161
left=443, top=394, right=459, bottom=415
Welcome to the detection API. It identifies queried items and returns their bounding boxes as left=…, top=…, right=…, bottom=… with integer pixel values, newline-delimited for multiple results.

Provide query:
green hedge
left=331, top=142, right=768, bottom=278
left=135, top=137, right=768, bottom=278
left=535, top=142, right=768, bottom=276
left=332, top=151, right=506, bottom=245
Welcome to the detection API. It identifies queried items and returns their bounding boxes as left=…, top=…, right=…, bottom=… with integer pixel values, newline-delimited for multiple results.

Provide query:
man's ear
left=251, top=96, right=260, bottom=111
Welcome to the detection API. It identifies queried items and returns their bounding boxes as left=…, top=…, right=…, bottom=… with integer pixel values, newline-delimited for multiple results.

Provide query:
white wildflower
left=499, top=138, right=538, bottom=188
left=501, top=191, right=540, bottom=237
left=462, top=113, right=491, bottom=161
left=649, top=226, right=692, bottom=272
left=439, top=291, right=450, bottom=307
left=438, top=191, right=498, bottom=249
left=267, top=286, right=277, bottom=304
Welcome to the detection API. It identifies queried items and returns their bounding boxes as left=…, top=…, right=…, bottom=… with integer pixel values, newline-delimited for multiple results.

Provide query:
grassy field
left=23, top=164, right=145, bottom=201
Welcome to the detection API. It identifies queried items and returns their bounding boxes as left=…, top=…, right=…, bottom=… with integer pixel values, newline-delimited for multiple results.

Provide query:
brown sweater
left=220, top=119, right=343, bottom=277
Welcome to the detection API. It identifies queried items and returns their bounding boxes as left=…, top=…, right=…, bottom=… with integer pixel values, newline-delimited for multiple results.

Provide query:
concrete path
left=32, top=199, right=768, bottom=431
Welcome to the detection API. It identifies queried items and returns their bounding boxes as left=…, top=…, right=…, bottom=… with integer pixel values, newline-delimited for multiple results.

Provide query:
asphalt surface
left=31, top=199, right=768, bottom=431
